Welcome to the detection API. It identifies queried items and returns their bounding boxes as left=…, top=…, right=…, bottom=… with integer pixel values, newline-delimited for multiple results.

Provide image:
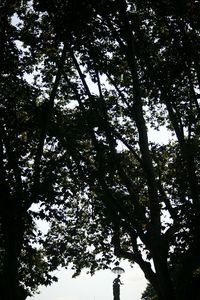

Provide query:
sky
left=28, top=261, right=147, bottom=300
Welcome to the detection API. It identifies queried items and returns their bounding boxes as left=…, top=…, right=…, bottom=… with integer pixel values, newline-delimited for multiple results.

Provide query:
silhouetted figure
left=113, top=275, right=123, bottom=300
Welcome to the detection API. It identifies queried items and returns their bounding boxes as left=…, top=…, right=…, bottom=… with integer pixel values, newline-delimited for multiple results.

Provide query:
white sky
left=28, top=261, right=147, bottom=300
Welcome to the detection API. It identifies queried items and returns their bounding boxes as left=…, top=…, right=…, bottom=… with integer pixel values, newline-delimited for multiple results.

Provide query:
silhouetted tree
left=1, top=1, right=200, bottom=300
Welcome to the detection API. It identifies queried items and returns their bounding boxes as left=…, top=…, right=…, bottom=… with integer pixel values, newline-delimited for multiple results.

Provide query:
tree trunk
left=1, top=203, right=25, bottom=300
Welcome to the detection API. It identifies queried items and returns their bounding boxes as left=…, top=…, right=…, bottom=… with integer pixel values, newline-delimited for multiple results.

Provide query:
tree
left=0, top=1, right=115, bottom=298
left=1, top=1, right=200, bottom=300
left=0, top=1, right=77, bottom=298
left=141, top=283, right=157, bottom=300
left=32, top=1, right=200, bottom=299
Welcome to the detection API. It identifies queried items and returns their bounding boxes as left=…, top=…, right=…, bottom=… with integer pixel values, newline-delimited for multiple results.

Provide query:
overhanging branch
left=27, top=43, right=67, bottom=208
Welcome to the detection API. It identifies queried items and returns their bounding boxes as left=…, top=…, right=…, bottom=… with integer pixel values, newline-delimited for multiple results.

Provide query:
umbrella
left=111, top=266, right=125, bottom=275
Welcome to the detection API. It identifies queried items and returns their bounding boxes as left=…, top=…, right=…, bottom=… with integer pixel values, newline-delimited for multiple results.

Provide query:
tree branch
left=29, top=42, right=67, bottom=208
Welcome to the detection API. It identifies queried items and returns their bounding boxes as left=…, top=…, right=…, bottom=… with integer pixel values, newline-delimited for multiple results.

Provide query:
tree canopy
left=0, top=1, right=200, bottom=300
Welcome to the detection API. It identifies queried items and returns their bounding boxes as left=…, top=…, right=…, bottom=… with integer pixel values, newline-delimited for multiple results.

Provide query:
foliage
left=0, top=1, right=200, bottom=300
left=141, top=283, right=157, bottom=300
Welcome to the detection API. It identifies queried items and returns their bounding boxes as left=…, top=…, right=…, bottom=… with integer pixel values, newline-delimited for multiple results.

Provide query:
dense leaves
left=0, top=1, right=200, bottom=300
left=141, top=283, right=157, bottom=300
